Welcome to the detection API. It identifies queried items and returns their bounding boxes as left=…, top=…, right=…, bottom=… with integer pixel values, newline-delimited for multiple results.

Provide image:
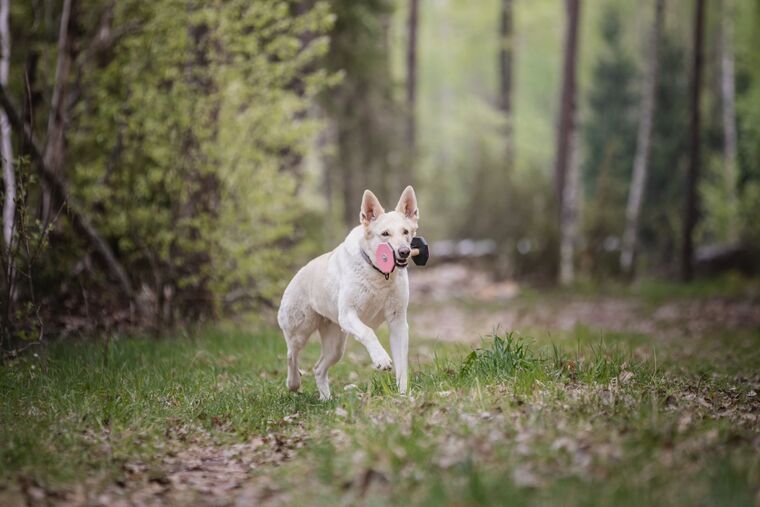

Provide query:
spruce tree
left=581, top=6, right=638, bottom=276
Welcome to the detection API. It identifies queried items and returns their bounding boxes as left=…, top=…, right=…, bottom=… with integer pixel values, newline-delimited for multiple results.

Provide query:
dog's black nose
left=397, top=246, right=411, bottom=259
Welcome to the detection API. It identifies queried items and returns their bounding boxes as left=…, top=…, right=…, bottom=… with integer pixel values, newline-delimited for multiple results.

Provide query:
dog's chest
left=348, top=269, right=404, bottom=323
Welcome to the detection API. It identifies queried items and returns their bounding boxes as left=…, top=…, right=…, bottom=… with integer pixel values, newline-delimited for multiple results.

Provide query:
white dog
left=277, top=186, right=420, bottom=400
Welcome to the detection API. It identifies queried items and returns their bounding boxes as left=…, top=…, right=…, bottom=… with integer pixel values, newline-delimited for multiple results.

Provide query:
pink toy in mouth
left=375, top=243, right=395, bottom=274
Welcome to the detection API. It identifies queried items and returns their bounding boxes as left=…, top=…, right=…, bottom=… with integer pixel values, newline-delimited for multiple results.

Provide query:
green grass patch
left=1, top=325, right=758, bottom=505
left=0, top=328, right=337, bottom=484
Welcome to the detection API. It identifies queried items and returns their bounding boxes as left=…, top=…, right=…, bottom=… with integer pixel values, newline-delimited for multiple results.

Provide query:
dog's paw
left=372, top=352, right=393, bottom=372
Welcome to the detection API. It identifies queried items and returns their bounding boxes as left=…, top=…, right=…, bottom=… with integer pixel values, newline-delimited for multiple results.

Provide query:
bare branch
left=0, top=83, right=135, bottom=300
left=41, top=0, right=74, bottom=227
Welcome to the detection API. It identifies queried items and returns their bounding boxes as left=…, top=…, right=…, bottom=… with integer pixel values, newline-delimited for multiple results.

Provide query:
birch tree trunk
left=0, top=0, right=13, bottom=250
left=557, top=0, right=581, bottom=285
left=620, top=0, right=664, bottom=275
left=682, top=0, right=705, bottom=281
left=41, top=0, right=73, bottom=228
left=720, top=0, right=739, bottom=241
left=560, top=126, right=580, bottom=285
left=499, top=0, right=515, bottom=168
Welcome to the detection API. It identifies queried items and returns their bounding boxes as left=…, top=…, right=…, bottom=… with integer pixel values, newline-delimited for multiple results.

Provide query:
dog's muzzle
left=395, top=246, right=410, bottom=268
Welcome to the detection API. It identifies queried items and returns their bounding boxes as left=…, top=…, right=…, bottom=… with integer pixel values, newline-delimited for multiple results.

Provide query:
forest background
left=1, top=0, right=759, bottom=344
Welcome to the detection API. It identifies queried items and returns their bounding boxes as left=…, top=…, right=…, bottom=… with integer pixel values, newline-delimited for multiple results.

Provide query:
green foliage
left=322, top=0, right=403, bottom=227
left=439, top=104, right=559, bottom=279
left=699, top=159, right=741, bottom=245
left=582, top=17, right=692, bottom=277
left=0, top=159, right=54, bottom=346
left=5, top=0, right=760, bottom=340
left=10, top=1, right=336, bottom=330
left=582, top=7, right=639, bottom=199
left=735, top=0, right=760, bottom=188
left=639, top=36, right=690, bottom=272
left=580, top=6, right=639, bottom=277
left=733, top=1, right=760, bottom=251
left=738, top=181, right=760, bottom=246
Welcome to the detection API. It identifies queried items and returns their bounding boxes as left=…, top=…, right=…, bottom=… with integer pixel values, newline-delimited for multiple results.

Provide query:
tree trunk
left=41, top=0, right=73, bottom=228
left=556, top=0, right=581, bottom=285
left=0, top=84, right=135, bottom=302
left=499, top=0, right=515, bottom=168
left=620, top=0, right=664, bottom=275
left=559, top=126, right=580, bottom=285
left=682, top=0, right=705, bottom=282
left=720, top=0, right=739, bottom=241
left=339, top=110, right=356, bottom=229
left=405, top=0, right=419, bottom=181
left=554, top=0, right=581, bottom=212
left=1, top=0, right=13, bottom=251
left=0, top=0, right=12, bottom=355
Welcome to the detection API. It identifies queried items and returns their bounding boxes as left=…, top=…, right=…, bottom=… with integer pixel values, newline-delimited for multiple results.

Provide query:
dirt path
left=4, top=432, right=306, bottom=507
left=410, top=264, right=760, bottom=343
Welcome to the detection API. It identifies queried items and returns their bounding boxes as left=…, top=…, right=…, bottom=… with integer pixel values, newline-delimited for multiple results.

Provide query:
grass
left=1, top=322, right=759, bottom=505
left=0, top=328, right=336, bottom=483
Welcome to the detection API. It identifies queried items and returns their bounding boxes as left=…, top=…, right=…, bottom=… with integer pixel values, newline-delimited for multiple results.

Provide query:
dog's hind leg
left=285, top=332, right=308, bottom=392
left=314, top=321, right=347, bottom=401
left=280, top=303, right=319, bottom=393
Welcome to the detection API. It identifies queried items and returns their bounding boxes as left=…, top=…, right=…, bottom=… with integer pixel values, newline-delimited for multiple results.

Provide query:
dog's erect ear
left=395, top=185, right=419, bottom=222
left=360, top=189, right=385, bottom=227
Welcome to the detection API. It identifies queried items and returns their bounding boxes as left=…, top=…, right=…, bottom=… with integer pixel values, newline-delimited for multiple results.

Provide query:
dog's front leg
left=387, top=313, right=409, bottom=394
left=339, top=309, right=393, bottom=371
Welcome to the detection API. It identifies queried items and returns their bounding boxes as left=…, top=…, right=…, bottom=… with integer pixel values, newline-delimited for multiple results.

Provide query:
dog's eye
left=381, top=231, right=390, bottom=237
left=403, top=229, right=409, bottom=235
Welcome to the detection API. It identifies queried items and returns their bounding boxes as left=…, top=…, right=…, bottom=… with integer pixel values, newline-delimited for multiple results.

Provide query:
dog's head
left=360, top=186, right=419, bottom=269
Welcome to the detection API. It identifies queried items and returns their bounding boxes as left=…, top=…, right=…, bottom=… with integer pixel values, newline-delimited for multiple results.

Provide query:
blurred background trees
left=1, top=0, right=759, bottom=345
